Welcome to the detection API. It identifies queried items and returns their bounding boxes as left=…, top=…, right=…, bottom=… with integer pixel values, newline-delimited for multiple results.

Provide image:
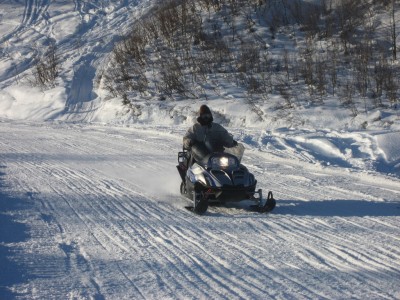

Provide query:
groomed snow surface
left=0, top=120, right=399, bottom=299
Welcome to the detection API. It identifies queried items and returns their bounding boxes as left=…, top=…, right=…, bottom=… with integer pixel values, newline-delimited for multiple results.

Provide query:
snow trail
left=0, top=121, right=399, bottom=299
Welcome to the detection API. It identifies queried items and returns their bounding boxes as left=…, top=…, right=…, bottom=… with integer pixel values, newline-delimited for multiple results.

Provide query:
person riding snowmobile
left=183, top=105, right=238, bottom=165
left=178, top=105, right=275, bottom=215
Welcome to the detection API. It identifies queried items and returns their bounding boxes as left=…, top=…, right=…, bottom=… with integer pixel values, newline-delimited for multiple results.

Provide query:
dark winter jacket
left=183, top=122, right=234, bottom=151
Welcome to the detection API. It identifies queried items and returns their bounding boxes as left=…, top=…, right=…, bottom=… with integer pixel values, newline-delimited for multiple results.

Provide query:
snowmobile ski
left=250, top=191, right=276, bottom=213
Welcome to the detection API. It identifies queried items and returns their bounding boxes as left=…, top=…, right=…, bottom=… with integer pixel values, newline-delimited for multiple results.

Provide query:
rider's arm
left=183, top=125, right=196, bottom=149
left=218, top=124, right=234, bottom=148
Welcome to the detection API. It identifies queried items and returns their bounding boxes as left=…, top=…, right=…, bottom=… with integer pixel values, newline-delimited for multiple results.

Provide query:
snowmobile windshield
left=224, top=143, right=245, bottom=162
left=191, top=142, right=212, bottom=165
left=191, top=142, right=245, bottom=165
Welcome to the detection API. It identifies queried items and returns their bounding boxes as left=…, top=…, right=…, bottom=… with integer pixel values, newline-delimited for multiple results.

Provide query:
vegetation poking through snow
left=32, top=43, right=60, bottom=89
left=101, top=0, right=399, bottom=115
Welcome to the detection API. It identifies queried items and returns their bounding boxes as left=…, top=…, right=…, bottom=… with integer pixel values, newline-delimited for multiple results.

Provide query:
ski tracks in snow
left=0, top=121, right=400, bottom=299
left=21, top=0, right=50, bottom=27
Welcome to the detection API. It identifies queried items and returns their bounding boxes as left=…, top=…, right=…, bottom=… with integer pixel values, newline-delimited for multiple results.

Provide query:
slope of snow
left=0, top=120, right=399, bottom=299
left=375, top=132, right=400, bottom=164
left=0, top=0, right=154, bottom=120
left=0, top=0, right=399, bottom=178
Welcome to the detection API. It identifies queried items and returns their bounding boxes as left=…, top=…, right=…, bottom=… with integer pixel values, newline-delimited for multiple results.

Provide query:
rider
left=183, top=105, right=237, bottom=164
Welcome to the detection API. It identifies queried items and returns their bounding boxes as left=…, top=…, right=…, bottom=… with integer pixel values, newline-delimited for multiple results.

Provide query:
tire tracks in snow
left=1, top=122, right=400, bottom=299
left=0, top=0, right=51, bottom=84
left=6, top=142, right=274, bottom=298
left=246, top=150, right=400, bottom=298
left=16, top=158, right=198, bottom=298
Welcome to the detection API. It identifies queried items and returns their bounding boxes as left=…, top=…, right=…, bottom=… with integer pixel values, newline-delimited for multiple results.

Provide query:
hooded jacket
left=183, top=105, right=234, bottom=151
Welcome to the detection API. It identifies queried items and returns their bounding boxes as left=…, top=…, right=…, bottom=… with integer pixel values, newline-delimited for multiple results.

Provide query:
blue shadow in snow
left=0, top=166, right=31, bottom=299
left=277, top=199, right=400, bottom=217
left=374, top=158, right=400, bottom=178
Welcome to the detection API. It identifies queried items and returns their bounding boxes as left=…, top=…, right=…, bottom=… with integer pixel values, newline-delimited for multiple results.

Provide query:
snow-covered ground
left=1, top=0, right=400, bottom=298
left=0, top=120, right=399, bottom=299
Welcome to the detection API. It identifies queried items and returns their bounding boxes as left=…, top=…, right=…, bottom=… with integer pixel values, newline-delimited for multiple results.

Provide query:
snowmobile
left=176, top=142, right=276, bottom=215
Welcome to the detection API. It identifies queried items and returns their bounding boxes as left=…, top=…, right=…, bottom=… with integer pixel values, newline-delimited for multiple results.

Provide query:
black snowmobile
left=176, top=142, right=276, bottom=215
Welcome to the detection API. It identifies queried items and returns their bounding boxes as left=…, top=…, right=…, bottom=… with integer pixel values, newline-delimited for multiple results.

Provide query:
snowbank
left=0, top=85, right=66, bottom=120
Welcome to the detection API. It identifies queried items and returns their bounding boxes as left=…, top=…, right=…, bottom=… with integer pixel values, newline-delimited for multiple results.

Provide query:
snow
left=0, top=85, right=66, bottom=120
left=0, top=121, right=399, bottom=299
left=0, top=0, right=400, bottom=299
left=375, top=132, right=400, bottom=163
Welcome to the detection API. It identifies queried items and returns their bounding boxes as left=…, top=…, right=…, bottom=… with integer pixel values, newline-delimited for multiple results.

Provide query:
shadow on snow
left=0, top=166, right=31, bottom=299
left=203, top=198, right=400, bottom=218
left=276, top=199, right=400, bottom=217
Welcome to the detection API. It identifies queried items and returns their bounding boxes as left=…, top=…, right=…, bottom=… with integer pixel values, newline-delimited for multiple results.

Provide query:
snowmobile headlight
left=211, top=156, right=237, bottom=169
left=220, top=157, right=229, bottom=167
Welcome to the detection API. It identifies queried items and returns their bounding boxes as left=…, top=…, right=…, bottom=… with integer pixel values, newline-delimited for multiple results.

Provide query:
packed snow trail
left=0, top=120, right=400, bottom=299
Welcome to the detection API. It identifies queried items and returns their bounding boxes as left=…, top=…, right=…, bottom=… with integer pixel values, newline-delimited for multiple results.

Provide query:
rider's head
left=197, top=105, right=213, bottom=126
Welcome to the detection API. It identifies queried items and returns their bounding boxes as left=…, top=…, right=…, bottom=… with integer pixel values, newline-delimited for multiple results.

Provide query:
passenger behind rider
left=183, top=105, right=237, bottom=165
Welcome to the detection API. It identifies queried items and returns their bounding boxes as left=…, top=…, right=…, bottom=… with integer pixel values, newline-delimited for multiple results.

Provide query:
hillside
left=0, top=0, right=398, bottom=126
left=0, top=0, right=399, bottom=176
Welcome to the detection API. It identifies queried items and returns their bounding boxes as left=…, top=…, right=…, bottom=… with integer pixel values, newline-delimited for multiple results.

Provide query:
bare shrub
left=245, top=75, right=264, bottom=94
left=340, top=79, right=358, bottom=116
left=373, top=55, right=387, bottom=106
left=102, top=45, right=148, bottom=100
left=299, top=36, right=315, bottom=86
left=121, top=25, right=148, bottom=65
left=315, top=57, right=327, bottom=101
left=384, top=63, right=399, bottom=107
left=32, top=43, right=59, bottom=88
left=301, top=5, right=322, bottom=37
left=142, top=17, right=159, bottom=40
left=237, top=42, right=260, bottom=73
left=160, top=56, right=186, bottom=96
left=353, top=41, right=372, bottom=100
left=327, top=41, right=339, bottom=95
left=156, top=1, right=181, bottom=43
left=276, top=75, right=294, bottom=108
left=337, top=0, right=368, bottom=53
